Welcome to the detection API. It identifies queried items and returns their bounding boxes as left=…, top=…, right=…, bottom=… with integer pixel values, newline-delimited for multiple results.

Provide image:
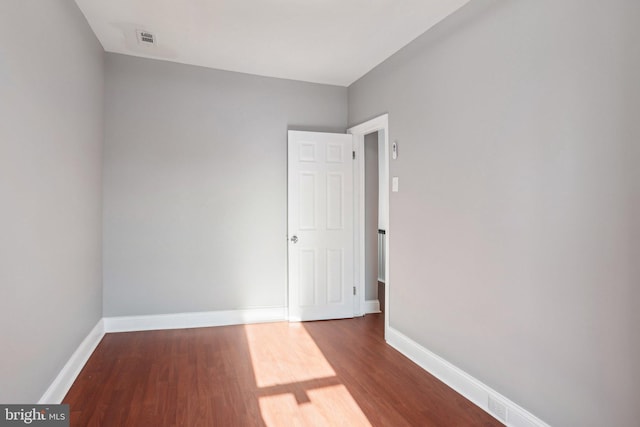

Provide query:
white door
left=288, top=130, right=354, bottom=321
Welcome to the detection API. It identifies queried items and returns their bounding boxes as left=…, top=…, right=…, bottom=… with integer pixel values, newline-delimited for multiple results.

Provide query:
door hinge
left=353, top=286, right=356, bottom=295
left=352, top=151, right=356, bottom=160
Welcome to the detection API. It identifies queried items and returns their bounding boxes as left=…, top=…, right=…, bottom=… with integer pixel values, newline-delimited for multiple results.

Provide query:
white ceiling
left=74, top=0, right=470, bottom=86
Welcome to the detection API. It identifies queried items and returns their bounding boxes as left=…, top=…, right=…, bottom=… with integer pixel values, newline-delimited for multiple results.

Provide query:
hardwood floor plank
left=64, top=314, right=501, bottom=426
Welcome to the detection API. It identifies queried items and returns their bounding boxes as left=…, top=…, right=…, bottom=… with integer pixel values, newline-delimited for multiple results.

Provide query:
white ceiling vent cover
left=136, top=30, right=156, bottom=46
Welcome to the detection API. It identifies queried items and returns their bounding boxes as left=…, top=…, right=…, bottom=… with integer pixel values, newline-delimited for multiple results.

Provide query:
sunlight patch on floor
left=258, top=384, right=371, bottom=427
left=244, top=322, right=336, bottom=388
left=245, top=322, right=372, bottom=426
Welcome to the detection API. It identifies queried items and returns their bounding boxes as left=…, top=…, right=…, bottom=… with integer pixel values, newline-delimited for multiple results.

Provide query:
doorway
left=286, top=116, right=390, bottom=336
left=348, top=114, right=390, bottom=339
left=364, top=131, right=385, bottom=314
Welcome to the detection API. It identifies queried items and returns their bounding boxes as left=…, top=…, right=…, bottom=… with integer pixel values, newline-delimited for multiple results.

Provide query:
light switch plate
left=392, top=177, right=399, bottom=192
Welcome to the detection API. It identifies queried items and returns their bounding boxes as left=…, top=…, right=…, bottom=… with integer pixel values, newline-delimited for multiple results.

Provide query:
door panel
left=288, top=130, right=354, bottom=321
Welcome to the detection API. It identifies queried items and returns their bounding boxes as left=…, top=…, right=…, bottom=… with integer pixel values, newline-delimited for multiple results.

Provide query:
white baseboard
left=103, top=306, right=287, bottom=333
left=364, top=299, right=381, bottom=314
left=39, top=319, right=105, bottom=404
left=40, top=307, right=545, bottom=427
left=38, top=307, right=287, bottom=403
left=386, top=327, right=550, bottom=427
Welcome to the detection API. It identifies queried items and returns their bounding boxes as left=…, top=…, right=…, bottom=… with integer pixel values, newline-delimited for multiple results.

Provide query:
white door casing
left=288, top=130, right=355, bottom=321
left=348, top=113, right=390, bottom=337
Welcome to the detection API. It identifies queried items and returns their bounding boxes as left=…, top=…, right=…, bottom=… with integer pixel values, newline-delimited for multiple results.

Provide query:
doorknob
left=290, top=235, right=298, bottom=243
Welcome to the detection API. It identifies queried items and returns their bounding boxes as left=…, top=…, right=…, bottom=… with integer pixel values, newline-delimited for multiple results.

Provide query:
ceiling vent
left=136, top=30, right=156, bottom=46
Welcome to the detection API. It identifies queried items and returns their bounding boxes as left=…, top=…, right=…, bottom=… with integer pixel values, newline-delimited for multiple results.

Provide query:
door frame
left=347, top=114, right=390, bottom=339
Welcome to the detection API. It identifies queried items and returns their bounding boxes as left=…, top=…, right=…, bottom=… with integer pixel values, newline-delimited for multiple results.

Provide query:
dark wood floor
left=64, top=314, right=501, bottom=426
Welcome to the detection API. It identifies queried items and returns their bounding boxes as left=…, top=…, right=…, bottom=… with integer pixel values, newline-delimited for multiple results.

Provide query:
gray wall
left=0, top=0, right=104, bottom=403
left=104, top=54, right=347, bottom=316
left=364, top=132, right=379, bottom=301
left=348, top=0, right=640, bottom=426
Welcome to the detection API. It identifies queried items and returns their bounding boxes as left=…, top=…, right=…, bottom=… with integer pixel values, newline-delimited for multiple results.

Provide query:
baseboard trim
left=38, top=307, right=287, bottom=402
left=386, top=327, right=550, bottom=427
left=39, top=319, right=105, bottom=404
left=41, top=307, right=544, bottom=427
left=364, top=299, right=381, bottom=314
left=103, top=306, right=287, bottom=333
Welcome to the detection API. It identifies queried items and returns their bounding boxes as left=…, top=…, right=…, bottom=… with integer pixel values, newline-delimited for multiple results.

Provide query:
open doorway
left=286, top=116, right=388, bottom=327
left=348, top=114, right=390, bottom=339
left=364, top=131, right=385, bottom=314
